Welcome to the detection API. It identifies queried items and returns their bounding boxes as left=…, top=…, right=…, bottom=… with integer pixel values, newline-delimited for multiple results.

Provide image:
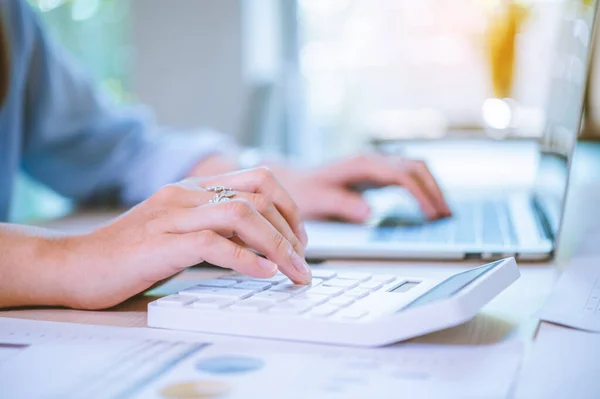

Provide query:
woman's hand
left=269, top=154, right=451, bottom=223
left=189, top=153, right=449, bottom=224
left=59, top=167, right=310, bottom=310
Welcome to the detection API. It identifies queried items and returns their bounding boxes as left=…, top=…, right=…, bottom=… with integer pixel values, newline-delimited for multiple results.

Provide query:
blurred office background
left=12, top=0, right=599, bottom=222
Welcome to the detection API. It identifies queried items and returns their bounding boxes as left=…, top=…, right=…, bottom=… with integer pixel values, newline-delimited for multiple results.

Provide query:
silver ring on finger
left=205, top=186, right=237, bottom=204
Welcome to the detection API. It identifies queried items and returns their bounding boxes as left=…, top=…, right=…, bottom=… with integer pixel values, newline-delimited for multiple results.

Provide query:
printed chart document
left=514, top=322, right=600, bottom=399
left=0, top=318, right=524, bottom=399
left=538, top=255, right=600, bottom=332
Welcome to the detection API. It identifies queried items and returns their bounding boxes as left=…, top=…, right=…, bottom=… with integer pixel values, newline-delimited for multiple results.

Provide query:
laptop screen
left=533, top=0, right=598, bottom=240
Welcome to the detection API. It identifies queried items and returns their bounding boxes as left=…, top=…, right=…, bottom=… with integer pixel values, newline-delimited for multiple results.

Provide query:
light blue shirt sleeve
left=19, top=4, right=238, bottom=205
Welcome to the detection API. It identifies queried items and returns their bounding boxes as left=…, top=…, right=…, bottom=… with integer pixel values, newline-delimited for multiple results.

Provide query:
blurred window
left=296, top=0, right=563, bottom=158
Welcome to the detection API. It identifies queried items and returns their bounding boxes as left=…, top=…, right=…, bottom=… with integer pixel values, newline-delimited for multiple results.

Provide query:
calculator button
left=306, top=285, right=346, bottom=297
left=157, top=295, right=196, bottom=307
left=283, top=299, right=320, bottom=309
left=289, top=293, right=329, bottom=304
left=343, top=287, right=371, bottom=299
left=322, top=279, right=360, bottom=289
left=266, top=301, right=314, bottom=314
left=369, top=275, right=397, bottom=284
left=251, top=276, right=291, bottom=285
left=251, top=291, right=292, bottom=301
left=334, top=307, right=369, bottom=320
left=190, top=297, right=234, bottom=309
left=336, top=272, right=372, bottom=282
left=221, top=274, right=289, bottom=284
left=269, top=283, right=310, bottom=295
left=310, top=270, right=338, bottom=280
left=308, top=305, right=339, bottom=317
left=195, top=279, right=237, bottom=288
left=358, top=280, right=385, bottom=290
left=232, top=282, right=272, bottom=292
left=326, top=296, right=355, bottom=308
left=179, top=287, right=255, bottom=299
left=228, top=299, right=275, bottom=312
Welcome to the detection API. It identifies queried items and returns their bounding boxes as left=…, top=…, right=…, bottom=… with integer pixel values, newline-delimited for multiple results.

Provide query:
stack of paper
left=514, top=323, right=600, bottom=399
left=0, top=318, right=524, bottom=399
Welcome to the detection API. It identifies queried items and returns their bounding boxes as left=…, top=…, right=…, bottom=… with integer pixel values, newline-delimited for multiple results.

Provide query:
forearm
left=0, top=224, right=72, bottom=308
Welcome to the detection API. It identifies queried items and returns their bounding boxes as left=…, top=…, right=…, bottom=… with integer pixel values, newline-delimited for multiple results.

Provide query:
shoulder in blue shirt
left=0, top=0, right=236, bottom=222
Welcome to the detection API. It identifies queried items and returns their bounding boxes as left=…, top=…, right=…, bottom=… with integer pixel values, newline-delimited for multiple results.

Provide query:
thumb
left=312, top=189, right=371, bottom=223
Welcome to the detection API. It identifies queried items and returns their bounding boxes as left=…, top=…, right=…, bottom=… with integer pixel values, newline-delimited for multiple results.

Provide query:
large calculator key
left=308, top=305, right=339, bottom=317
left=269, top=283, right=310, bottom=295
left=307, top=285, right=346, bottom=297
left=250, top=275, right=291, bottom=285
left=179, top=287, right=255, bottom=299
left=326, top=296, right=355, bottom=308
left=191, top=297, right=234, bottom=309
left=336, top=272, right=372, bottom=282
left=228, top=299, right=275, bottom=312
left=266, top=301, right=314, bottom=314
left=289, top=293, right=329, bottom=304
left=157, top=295, right=196, bottom=307
left=322, top=278, right=360, bottom=289
left=310, top=270, right=338, bottom=280
left=251, top=291, right=292, bottom=301
left=195, top=279, right=237, bottom=288
left=334, top=307, right=369, bottom=320
left=282, top=299, right=321, bottom=309
left=232, top=281, right=272, bottom=292
left=343, top=287, right=371, bottom=299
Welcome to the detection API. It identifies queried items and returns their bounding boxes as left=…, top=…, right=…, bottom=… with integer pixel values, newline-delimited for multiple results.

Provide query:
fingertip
left=443, top=204, right=453, bottom=217
left=288, top=251, right=312, bottom=284
left=421, top=206, right=436, bottom=220
left=291, top=276, right=312, bottom=285
left=290, top=268, right=312, bottom=285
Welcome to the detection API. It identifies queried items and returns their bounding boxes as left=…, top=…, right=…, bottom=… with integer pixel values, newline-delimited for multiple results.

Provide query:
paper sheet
left=538, top=255, right=600, bottom=332
left=514, top=322, right=600, bottom=399
left=0, top=318, right=523, bottom=399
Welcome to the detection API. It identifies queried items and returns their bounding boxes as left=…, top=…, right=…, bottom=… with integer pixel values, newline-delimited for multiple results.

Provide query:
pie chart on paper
left=195, top=355, right=265, bottom=374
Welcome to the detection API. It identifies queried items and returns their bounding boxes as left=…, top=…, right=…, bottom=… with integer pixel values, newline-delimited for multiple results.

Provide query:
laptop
left=305, top=0, right=599, bottom=261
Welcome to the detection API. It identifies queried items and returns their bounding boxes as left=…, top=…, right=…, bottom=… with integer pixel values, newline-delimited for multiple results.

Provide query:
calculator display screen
left=401, top=260, right=502, bottom=310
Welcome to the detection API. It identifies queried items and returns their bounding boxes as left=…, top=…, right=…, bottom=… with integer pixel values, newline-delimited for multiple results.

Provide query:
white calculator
left=148, top=258, right=519, bottom=347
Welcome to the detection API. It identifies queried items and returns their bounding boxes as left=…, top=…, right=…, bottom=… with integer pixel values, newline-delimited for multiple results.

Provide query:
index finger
left=406, top=160, right=451, bottom=216
left=162, top=199, right=312, bottom=284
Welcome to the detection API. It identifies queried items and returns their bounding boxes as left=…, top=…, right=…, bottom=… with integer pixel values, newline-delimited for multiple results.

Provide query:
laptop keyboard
left=375, top=200, right=518, bottom=246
